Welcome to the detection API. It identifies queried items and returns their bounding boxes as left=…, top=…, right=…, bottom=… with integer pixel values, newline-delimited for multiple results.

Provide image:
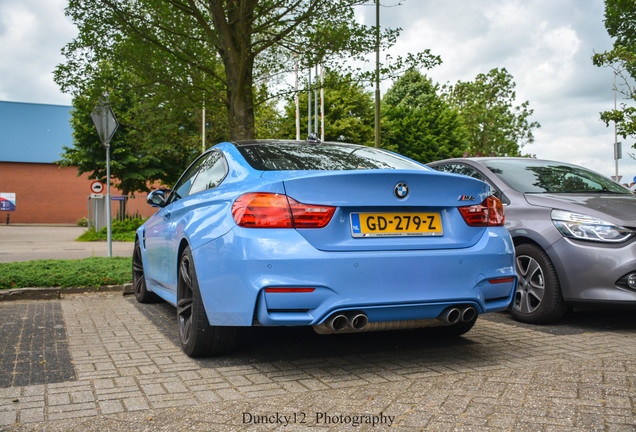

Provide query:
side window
left=168, top=153, right=209, bottom=204
left=189, top=151, right=228, bottom=195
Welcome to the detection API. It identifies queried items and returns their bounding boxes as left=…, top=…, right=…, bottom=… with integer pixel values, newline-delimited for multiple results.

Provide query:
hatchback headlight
left=551, top=209, right=634, bottom=243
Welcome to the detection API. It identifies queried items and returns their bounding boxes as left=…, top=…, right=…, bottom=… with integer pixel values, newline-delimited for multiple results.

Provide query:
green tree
left=443, top=68, right=540, bottom=156
left=57, top=60, right=212, bottom=196
left=279, top=70, right=374, bottom=145
left=381, top=70, right=468, bottom=163
left=57, top=0, right=435, bottom=141
left=593, top=0, right=636, bottom=140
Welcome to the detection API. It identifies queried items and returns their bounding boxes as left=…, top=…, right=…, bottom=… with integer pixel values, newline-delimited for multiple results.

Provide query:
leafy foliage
left=57, top=57, right=219, bottom=194
left=381, top=70, right=468, bottom=163
left=57, top=0, right=437, bottom=141
left=442, top=68, right=540, bottom=157
left=593, top=0, right=636, bottom=140
left=77, top=218, right=146, bottom=242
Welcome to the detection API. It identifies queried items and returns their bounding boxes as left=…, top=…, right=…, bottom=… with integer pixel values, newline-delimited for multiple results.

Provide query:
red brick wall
left=0, top=162, right=155, bottom=224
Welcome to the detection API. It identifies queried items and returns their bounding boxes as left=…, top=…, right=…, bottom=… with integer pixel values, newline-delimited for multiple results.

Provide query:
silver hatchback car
left=428, top=157, right=636, bottom=323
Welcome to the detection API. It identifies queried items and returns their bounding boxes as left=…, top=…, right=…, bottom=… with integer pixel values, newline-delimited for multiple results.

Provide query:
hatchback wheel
left=177, top=246, right=238, bottom=357
left=132, top=240, right=158, bottom=303
left=511, top=243, right=567, bottom=324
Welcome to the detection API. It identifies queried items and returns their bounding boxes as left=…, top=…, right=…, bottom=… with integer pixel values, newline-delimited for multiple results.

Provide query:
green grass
left=0, top=257, right=132, bottom=289
left=77, top=218, right=146, bottom=242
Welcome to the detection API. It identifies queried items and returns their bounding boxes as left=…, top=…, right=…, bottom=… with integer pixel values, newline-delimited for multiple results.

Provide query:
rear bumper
left=192, top=227, right=516, bottom=327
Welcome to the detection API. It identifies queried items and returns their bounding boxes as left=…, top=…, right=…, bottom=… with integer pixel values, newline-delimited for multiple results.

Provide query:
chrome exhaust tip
left=349, top=313, right=368, bottom=331
left=440, top=307, right=461, bottom=325
left=329, top=314, right=348, bottom=332
left=461, top=306, right=477, bottom=322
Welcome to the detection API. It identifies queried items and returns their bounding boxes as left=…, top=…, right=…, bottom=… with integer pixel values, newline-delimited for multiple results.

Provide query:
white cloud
left=354, top=0, right=635, bottom=179
left=2, top=0, right=635, bottom=180
left=0, top=0, right=75, bottom=105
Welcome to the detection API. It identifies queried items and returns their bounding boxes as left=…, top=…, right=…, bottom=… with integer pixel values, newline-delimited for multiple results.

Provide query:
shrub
left=77, top=218, right=146, bottom=242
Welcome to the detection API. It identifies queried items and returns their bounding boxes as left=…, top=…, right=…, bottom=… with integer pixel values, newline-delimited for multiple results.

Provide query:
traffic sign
left=91, top=96, right=119, bottom=147
left=90, top=181, right=104, bottom=194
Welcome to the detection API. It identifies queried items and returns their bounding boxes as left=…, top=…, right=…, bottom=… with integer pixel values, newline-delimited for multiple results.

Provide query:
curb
left=0, top=283, right=134, bottom=301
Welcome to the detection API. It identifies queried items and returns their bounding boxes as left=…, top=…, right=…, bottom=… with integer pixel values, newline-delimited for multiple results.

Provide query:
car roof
left=231, top=139, right=363, bottom=149
left=430, top=157, right=581, bottom=166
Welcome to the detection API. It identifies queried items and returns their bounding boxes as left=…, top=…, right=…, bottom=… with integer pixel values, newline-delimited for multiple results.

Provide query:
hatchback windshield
left=481, top=159, right=629, bottom=194
left=236, top=142, right=426, bottom=171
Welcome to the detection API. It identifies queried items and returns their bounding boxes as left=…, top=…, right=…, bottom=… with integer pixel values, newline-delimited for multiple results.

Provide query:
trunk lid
left=262, top=170, right=492, bottom=251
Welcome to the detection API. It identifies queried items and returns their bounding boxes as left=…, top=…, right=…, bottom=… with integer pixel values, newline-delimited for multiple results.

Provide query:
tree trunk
left=208, top=0, right=258, bottom=141
left=226, top=58, right=255, bottom=140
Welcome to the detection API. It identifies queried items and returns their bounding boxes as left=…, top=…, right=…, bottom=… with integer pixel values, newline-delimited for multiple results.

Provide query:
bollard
left=5, top=213, right=9, bottom=225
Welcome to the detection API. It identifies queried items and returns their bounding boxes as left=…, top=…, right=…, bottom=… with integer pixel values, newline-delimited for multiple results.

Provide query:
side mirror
left=147, top=189, right=170, bottom=208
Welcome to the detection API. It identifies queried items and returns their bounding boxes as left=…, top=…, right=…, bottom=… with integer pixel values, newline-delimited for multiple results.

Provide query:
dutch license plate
left=350, top=212, right=443, bottom=238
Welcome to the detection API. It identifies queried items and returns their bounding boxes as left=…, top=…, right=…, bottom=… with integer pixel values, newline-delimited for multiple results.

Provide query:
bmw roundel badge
left=394, top=182, right=409, bottom=199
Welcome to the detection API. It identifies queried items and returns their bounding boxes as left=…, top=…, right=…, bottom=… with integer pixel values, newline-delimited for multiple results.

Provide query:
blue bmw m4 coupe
left=133, top=140, right=517, bottom=357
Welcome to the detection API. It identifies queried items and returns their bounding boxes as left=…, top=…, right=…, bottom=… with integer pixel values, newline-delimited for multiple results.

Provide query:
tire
left=428, top=317, right=477, bottom=338
left=511, top=243, right=567, bottom=324
left=177, top=246, right=238, bottom=357
left=132, top=239, right=158, bottom=303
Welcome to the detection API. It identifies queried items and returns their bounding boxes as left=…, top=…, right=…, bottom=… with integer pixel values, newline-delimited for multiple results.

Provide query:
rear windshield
left=481, top=159, right=629, bottom=194
left=236, top=143, right=427, bottom=171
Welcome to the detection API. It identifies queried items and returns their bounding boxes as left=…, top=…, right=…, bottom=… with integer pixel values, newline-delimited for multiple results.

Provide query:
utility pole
left=374, top=0, right=380, bottom=148
left=614, top=71, right=620, bottom=182
left=202, top=100, right=206, bottom=153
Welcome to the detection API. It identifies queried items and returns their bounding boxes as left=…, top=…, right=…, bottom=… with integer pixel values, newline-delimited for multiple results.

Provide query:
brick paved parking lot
left=0, top=292, right=634, bottom=431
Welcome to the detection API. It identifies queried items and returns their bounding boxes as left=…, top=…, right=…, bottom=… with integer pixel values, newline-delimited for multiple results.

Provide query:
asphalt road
left=0, top=225, right=134, bottom=262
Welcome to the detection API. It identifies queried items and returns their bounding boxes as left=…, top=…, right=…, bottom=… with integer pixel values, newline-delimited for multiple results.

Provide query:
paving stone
left=0, top=294, right=633, bottom=430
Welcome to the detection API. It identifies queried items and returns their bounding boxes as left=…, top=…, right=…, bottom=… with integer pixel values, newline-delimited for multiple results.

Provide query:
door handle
left=163, top=211, right=171, bottom=220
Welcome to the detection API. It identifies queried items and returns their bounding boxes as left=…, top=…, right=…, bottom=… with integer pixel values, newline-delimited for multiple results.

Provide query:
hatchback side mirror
left=147, top=189, right=170, bottom=208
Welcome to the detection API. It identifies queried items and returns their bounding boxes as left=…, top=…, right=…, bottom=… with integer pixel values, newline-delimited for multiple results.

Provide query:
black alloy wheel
left=177, top=246, right=238, bottom=357
left=132, top=239, right=158, bottom=303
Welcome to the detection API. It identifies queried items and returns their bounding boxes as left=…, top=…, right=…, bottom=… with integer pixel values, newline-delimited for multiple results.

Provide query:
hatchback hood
left=524, top=193, right=636, bottom=226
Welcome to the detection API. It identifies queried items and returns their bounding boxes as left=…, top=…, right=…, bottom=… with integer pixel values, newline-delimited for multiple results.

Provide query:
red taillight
left=232, top=193, right=293, bottom=228
left=458, top=195, right=505, bottom=227
left=264, top=288, right=316, bottom=293
left=287, top=196, right=335, bottom=228
left=232, top=193, right=335, bottom=229
left=488, top=277, right=515, bottom=284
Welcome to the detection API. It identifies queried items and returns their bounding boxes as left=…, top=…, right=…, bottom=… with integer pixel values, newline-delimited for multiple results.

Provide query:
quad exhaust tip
left=349, top=313, right=368, bottom=330
left=441, top=307, right=462, bottom=325
left=440, top=306, right=478, bottom=324
left=314, top=305, right=478, bottom=335
left=316, top=311, right=368, bottom=334
left=329, top=314, right=349, bottom=332
left=461, top=306, right=477, bottom=322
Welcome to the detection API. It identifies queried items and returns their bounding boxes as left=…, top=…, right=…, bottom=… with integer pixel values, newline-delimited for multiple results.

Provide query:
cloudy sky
left=1, top=0, right=634, bottom=181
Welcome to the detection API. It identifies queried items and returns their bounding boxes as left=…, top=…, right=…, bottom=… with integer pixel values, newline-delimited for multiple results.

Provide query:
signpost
left=91, top=95, right=119, bottom=257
